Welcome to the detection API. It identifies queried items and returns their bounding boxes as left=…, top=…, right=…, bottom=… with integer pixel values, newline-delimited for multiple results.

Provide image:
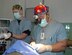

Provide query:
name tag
left=40, top=32, right=45, bottom=40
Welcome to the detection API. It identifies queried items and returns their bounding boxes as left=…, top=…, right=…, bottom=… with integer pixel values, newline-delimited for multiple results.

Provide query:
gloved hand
left=0, top=33, right=11, bottom=39
left=30, top=42, right=52, bottom=53
left=35, top=44, right=52, bottom=53
left=30, top=42, right=36, bottom=49
left=3, top=33, right=11, bottom=39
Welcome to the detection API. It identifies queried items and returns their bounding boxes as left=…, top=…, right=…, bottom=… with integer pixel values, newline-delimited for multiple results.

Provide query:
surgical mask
left=14, top=12, right=21, bottom=20
left=39, top=18, right=48, bottom=27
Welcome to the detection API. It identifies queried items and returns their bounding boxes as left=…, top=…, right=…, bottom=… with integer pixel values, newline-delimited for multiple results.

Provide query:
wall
left=0, top=0, right=72, bottom=22
left=25, top=0, right=42, bottom=8
left=45, top=0, right=72, bottom=23
left=0, top=0, right=4, bottom=18
left=0, top=0, right=25, bottom=19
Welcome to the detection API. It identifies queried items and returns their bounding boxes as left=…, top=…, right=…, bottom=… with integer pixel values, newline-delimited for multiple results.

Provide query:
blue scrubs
left=32, top=20, right=67, bottom=55
left=8, top=18, right=32, bottom=46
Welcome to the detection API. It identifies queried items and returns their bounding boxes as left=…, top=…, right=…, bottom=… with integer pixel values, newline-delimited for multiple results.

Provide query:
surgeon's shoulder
left=51, top=19, right=65, bottom=29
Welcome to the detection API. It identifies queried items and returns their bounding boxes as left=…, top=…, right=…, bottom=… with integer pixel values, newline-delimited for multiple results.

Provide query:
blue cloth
left=32, top=20, right=67, bottom=55
left=3, top=40, right=39, bottom=55
left=8, top=18, right=32, bottom=46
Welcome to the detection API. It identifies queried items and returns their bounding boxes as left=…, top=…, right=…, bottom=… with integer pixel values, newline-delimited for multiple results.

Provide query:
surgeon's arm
left=31, top=40, right=67, bottom=52
left=67, top=39, right=72, bottom=47
left=12, top=30, right=31, bottom=39
left=51, top=24, right=67, bottom=52
left=51, top=40, right=67, bottom=52
left=41, top=40, right=67, bottom=52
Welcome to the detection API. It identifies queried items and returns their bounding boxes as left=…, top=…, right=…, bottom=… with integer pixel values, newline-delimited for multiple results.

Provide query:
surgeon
left=7, top=4, right=32, bottom=46
left=2, top=4, right=33, bottom=55
left=30, top=3, right=67, bottom=55
left=2, top=4, right=31, bottom=47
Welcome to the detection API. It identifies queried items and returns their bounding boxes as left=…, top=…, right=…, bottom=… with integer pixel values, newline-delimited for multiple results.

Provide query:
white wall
left=0, top=0, right=72, bottom=23
left=25, top=0, right=42, bottom=8
left=0, top=0, right=4, bottom=18
left=45, top=0, right=72, bottom=23
left=0, top=0, right=25, bottom=19
left=25, top=0, right=72, bottom=23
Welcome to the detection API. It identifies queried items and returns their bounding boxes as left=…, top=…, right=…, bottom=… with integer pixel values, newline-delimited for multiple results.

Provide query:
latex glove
left=3, top=33, right=11, bottom=39
left=0, top=33, right=11, bottom=39
left=35, top=44, right=52, bottom=53
left=30, top=42, right=36, bottom=49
